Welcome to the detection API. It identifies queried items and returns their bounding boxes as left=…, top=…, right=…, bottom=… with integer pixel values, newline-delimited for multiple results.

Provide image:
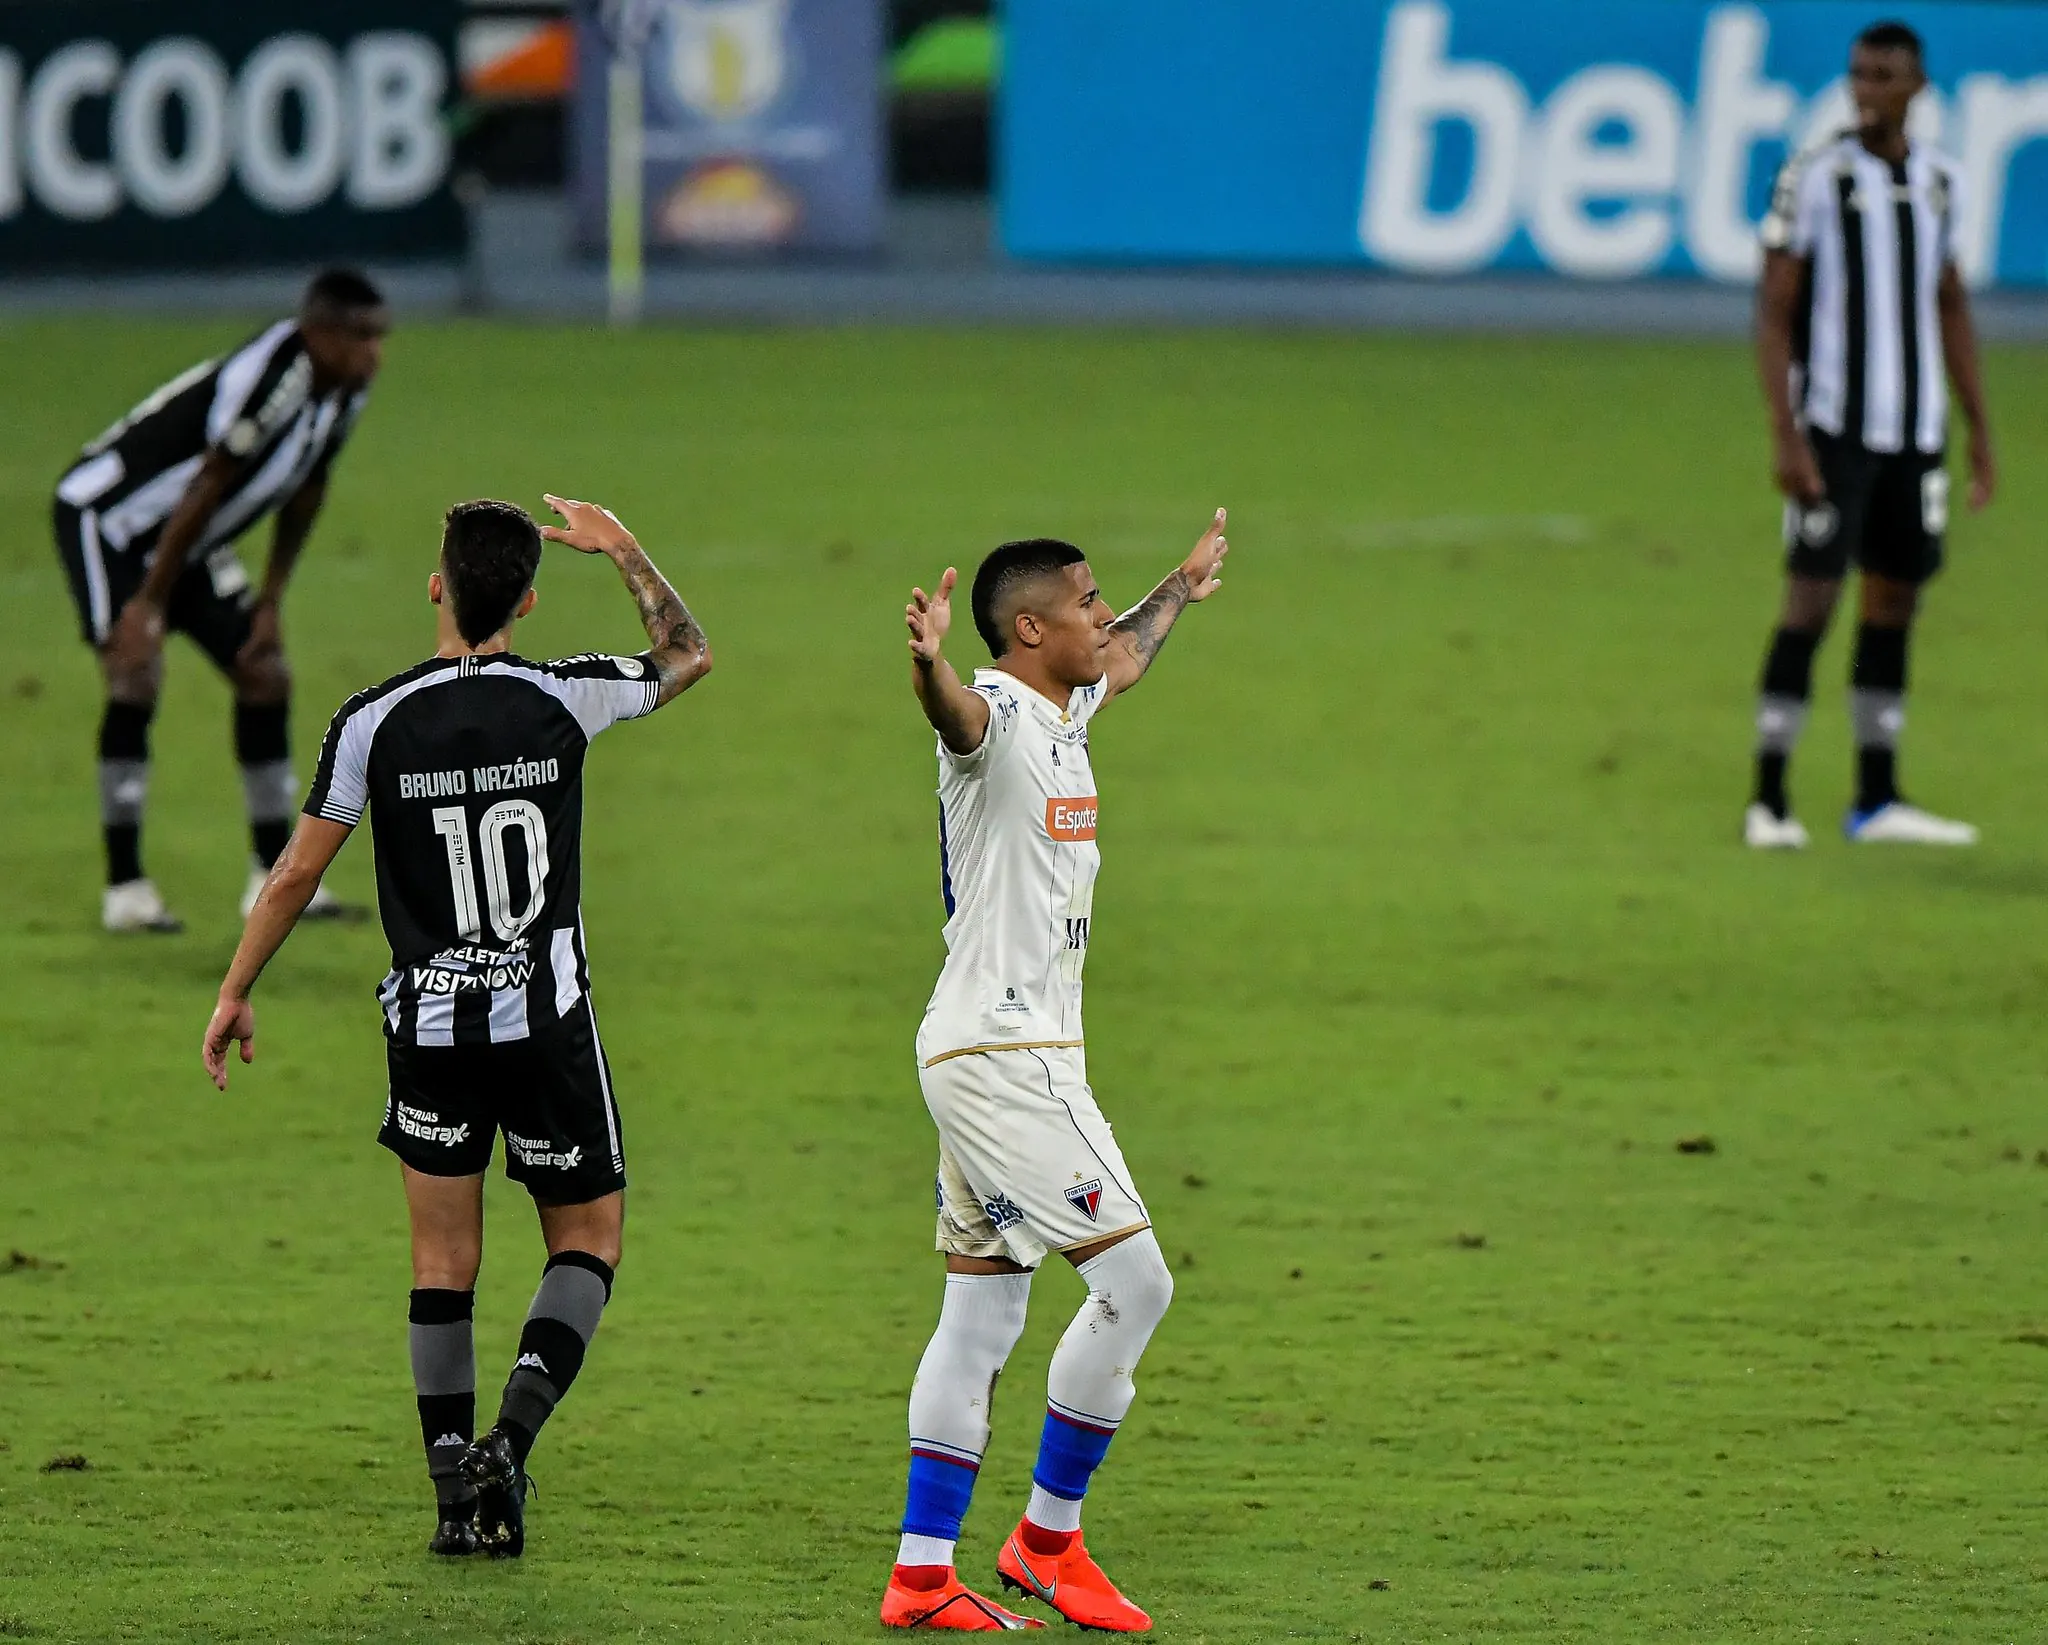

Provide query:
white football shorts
left=921, top=1044, right=1150, bottom=1268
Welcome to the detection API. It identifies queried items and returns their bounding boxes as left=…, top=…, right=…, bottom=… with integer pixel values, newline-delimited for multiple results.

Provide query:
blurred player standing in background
left=202, top=497, right=712, bottom=1558
left=1746, top=21, right=1997, bottom=850
left=53, top=268, right=389, bottom=930
left=881, top=511, right=1228, bottom=1633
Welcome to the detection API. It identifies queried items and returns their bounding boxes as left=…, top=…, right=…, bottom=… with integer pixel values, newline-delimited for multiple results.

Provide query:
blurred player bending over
left=1747, top=20, right=1997, bottom=849
left=53, top=268, right=388, bottom=932
left=883, top=511, right=1230, bottom=1632
left=202, top=498, right=711, bottom=1558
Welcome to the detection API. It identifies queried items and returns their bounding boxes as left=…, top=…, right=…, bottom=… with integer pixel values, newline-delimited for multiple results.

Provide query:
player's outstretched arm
left=202, top=815, right=354, bottom=1091
left=541, top=495, right=713, bottom=708
left=1102, top=507, right=1229, bottom=700
left=907, top=567, right=991, bottom=757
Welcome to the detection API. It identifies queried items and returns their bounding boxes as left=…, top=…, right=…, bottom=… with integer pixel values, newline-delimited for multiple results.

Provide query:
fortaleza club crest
left=1064, top=1179, right=1104, bottom=1222
left=662, top=0, right=791, bottom=124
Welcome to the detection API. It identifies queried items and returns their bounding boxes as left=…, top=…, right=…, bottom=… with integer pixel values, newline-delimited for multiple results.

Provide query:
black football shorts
left=1783, top=431, right=1948, bottom=586
left=380, top=998, right=627, bottom=1205
left=53, top=497, right=257, bottom=669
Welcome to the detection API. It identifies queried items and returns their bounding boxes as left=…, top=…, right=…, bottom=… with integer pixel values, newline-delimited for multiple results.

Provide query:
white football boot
left=241, top=864, right=358, bottom=920
left=1744, top=804, right=1810, bottom=850
left=1844, top=802, right=1979, bottom=846
left=102, top=878, right=184, bottom=934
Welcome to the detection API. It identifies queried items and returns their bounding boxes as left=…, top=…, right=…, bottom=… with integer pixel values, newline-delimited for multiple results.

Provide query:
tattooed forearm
left=615, top=543, right=711, bottom=703
left=1111, top=568, right=1193, bottom=671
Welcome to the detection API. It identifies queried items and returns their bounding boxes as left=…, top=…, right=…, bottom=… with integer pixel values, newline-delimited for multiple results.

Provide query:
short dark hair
left=970, top=538, right=1088, bottom=656
left=301, top=267, right=386, bottom=323
left=441, top=500, right=542, bottom=644
left=1856, top=20, right=1924, bottom=60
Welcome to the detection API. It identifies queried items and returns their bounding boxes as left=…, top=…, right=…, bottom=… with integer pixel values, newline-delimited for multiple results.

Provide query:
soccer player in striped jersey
left=881, top=512, right=1229, bottom=1633
left=54, top=269, right=389, bottom=932
left=201, top=496, right=711, bottom=1558
left=1747, top=20, right=1997, bottom=849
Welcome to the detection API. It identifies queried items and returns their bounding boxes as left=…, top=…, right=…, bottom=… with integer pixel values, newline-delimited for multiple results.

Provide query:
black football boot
left=428, top=1495, right=480, bottom=1557
left=460, top=1427, right=531, bottom=1560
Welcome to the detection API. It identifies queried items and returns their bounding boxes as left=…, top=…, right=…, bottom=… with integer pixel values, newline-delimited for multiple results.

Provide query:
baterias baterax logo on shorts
left=1065, top=1179, right=1104, bottom=1221
left=1046, top=796, right=1099, bottom=841
left=506, top=1132, right=583, bottom=1171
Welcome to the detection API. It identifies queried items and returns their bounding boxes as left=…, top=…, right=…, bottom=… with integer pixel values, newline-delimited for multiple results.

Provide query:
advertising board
left=1001, top=1, right=2048, bottom=285
left=570, top=0, right=885, bottom=255
left=0, top=0, right=465, bottom=268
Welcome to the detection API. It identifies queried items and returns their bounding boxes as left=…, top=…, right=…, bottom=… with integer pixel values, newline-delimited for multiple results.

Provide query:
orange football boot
left=881, top=1568, right=1046, bottom=1631
left=997, top=1524, right=1153, bottom=1632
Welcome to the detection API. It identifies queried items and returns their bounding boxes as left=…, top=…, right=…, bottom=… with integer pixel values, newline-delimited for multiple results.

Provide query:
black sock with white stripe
left=1754, top=628, right=1820, bottom=819
left=1850, top=624, right=1910, bottom=813
left=234, top=701, right=294, bottom=869
left=99, top=700, right=155, bottom=886
left=409, top=1287, right=477, bottom=1513
left=494, top=1251, right=614, bottom=1467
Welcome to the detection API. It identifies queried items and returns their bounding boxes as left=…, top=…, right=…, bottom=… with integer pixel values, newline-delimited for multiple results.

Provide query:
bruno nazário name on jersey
left=396, top=758, right=562, bottom=801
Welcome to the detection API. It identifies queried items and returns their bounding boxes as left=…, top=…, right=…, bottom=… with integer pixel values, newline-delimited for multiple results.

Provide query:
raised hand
left=541, top=493, right=639, bottom=557
left=907, top=567, right=958, bottom=663
left=1182, top=508, right=1229, bottom=601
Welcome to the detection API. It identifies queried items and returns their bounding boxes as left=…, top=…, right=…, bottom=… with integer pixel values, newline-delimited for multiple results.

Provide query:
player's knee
left=1779, top=581, right=1839, bottom=634
left=102, top=657, right=162, bottom=708
left=1105, top=1232, right=1174, bottom=1329
left=558, top=1229, right=621, bottom=1270
left=1138, top=1253, right=1175, bottom=1325
left=542, top=1198, right=623, bottom=1269
left=234, top=653, right=291, bottom=704
left=413, top=1246, right=482, bottom=1291
left=1862, top=584, right=1918, bottom=628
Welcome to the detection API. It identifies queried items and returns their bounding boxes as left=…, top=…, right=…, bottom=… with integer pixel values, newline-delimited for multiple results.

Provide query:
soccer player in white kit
left=881, top=513, right=1229, bottom=1633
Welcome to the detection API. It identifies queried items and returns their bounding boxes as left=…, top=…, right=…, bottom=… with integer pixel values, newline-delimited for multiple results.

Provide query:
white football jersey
left=917, top=668, right=1107, bottom=1065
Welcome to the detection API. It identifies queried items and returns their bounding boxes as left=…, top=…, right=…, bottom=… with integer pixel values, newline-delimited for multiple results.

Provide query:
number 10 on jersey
left=432, top=803, right=551, bottom=944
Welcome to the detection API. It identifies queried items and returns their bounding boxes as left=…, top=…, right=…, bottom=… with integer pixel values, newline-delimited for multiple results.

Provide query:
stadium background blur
left=5, top=2, right=2048, bottom=1640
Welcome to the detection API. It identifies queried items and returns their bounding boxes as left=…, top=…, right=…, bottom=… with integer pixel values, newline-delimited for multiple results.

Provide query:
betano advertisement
left=1001, top=0, right=2048, bottom=286
left=0, top=0, right=465, bottom=268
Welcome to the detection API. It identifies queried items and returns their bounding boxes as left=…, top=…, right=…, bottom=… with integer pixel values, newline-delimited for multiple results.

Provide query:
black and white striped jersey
left=303, top=651, right=662, bottom=1047
left=53, top=320, right=367, bottom=555
left=1761, top=132, right=1963, bottom=456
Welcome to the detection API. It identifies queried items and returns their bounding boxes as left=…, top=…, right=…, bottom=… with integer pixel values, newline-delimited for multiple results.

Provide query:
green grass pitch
left=3, top=317, right=2047, bottom=1643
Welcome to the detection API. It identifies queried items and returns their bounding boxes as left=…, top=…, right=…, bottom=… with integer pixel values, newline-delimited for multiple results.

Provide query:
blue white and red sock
left=895, top=1270, right=1033, bottom=1585
left=1023, top=1231, right=1175, bottom=1552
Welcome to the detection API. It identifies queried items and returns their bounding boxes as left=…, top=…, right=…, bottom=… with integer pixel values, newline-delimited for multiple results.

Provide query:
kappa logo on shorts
left=1797, top=502, right=1840, bottom=548
left=1065, top=1179, right=1104, bottom=1222
left=394, top=1103, right=471, bottom=1146
left=984, top=1192, right=1026, bottom=1231
left=1046, top=796, right=1099, bottom=841
left=506, top=1131, right=584, bottom=1171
